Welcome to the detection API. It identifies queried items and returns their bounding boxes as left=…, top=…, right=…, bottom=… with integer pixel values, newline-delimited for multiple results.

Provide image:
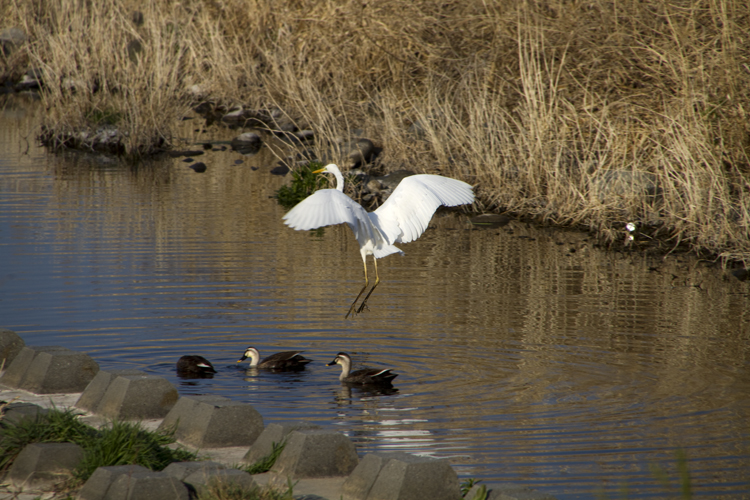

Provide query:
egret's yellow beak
left=312, top=168, right=326, bottom=174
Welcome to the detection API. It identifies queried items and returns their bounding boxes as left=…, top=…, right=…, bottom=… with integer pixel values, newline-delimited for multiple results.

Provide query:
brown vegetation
left=2, top=0, right=749, bottom=261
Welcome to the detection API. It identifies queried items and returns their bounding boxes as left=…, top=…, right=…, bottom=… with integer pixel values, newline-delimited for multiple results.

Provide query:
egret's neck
left=332, top=169, right=345, bottom=192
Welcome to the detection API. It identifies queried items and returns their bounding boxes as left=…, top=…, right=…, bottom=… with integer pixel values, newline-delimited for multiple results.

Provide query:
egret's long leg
left=345, top=258, right=369, bottom=319
left=357, top=257, right=380, bottom=314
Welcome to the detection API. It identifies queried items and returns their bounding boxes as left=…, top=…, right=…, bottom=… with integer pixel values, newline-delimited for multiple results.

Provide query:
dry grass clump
left=2, top=0, right=749, bottom=260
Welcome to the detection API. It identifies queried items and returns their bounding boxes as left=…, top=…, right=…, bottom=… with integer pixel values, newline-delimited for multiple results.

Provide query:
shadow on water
left=1, top=95, right=749, bottom=499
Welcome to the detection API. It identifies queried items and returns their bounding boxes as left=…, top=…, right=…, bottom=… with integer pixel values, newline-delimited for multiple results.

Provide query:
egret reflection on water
left=283, top=163, right=475, bottom=317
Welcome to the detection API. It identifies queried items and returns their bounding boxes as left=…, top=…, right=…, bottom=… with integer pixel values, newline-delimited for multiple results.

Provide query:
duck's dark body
left=176, top=355, right=217, bottom=378
left=237, top=347, right=312, bottom=370
left=327, top=352, right=398, bottom=386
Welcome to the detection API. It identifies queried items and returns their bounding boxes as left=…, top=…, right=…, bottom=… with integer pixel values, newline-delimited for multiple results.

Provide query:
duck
left=176, top=355, right=217, bottom=377
left=327, top=352, right=398, bottom=385
left=236, top=346, right=312, bottom=370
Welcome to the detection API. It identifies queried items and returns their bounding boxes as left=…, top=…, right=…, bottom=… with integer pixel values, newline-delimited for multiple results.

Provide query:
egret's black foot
left=345, top=304, right=359, bottom=319
left=356, top=301, right=371, bottom=314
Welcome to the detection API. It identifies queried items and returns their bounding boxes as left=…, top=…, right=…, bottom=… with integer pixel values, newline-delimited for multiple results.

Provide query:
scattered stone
left=230, top=132, right=262, bottom=155
left=221, top=107, right=283, bottom=129
left=470, top=214, right=512, bottom=228
left=96, top=373, right=178, bottom=420
left=270, top=164, right=291, bottom=176
left=130, top=10, right=144, bottom=27
left=731, top=268, right=750, bottom=281
left=15, top=68, right=43, bottom=91
left=295, top=130, right=315, bottom=143
left=77, top=464, right=151, bottom=500
left=590, top=170, right=659, bottom=204
left=0, top=328, right=25, bottom=366
left=243, top=421, right=321, bottom=464
left=62, top=76, right=93, bottom=94
left=168, top=150, right=204, bottom=157
left=189, top=162, right=207, bottom=173
left=341, top=138, right=376, bottom=168
left=126, top=39, right=143, bottom=61
left=271, top=430, right=359, bottom=479
left=343, top=451, right=461, bottom=500
left=7, top=442, right=84, bottom=490
left=75, top=369, right=148, bottom=413
left=40, top=125, right=129, bottom=155
left=0, top=27, right=27, bottom=56
left=407, top=119, right=429, bottom=140
left=158, top=395, right=264, bottom=448
left=376, top=169, right=414, bottom=190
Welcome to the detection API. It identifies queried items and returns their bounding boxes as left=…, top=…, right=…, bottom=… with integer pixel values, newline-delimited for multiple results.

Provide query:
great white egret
left=282, top=163, right=474, bottom=317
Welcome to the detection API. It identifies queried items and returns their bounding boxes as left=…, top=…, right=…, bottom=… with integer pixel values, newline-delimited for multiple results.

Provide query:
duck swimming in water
left=236, top=346, right=312, bottom=370
left=327, top=352, right=398, bottom=385
left=176, top=355, right=217, bottom=377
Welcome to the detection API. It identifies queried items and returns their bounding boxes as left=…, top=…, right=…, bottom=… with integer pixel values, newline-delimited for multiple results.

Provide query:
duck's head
left=237, top=346, right=260, bottom=366
left=327, top=352, right=352, bottom=368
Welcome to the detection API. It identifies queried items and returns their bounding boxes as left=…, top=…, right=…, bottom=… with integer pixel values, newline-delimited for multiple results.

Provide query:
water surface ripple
left=1, top=96, right=749, bottom=499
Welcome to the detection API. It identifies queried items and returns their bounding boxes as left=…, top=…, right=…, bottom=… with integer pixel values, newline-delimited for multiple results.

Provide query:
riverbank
left=2, top=0, right=749, bottom=264
left=0, top=329, right=549, bottom=500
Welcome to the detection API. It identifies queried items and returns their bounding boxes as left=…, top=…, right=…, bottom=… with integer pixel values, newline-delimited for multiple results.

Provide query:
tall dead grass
left=2, top=0, right=749, bottom=260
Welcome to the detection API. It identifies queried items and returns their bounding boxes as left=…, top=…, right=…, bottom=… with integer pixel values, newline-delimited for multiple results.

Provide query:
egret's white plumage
left=283, top=163, right=474, bottom=317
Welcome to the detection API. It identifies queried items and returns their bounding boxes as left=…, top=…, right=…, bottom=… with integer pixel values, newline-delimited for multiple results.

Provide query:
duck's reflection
left=333, top=383, right=399, bottom=405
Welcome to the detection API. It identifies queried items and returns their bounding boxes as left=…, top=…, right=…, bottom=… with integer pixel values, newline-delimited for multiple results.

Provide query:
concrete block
left=157, top=395, right=263, bottom=448
left=466, top=483, right=559, bottom=500
left=342, top=453, right=391, bottom=500
left=104, top=470, right=190, bottom=500
left=271, top=430, right=359, bottom=479
left=343, top=452, right=461, bottom=500
left=7, top=442, right=84, bottom=489
left=76, top=369, right=148, bottom=413
left=0, top=402, right=49, bottom=425
left=162, top=461, right=226, bottom=481
left=96, top=374, right=178, bottom=420
left=2, top=345, right=100, bottom=394
left=0, top=328, right=25, bottom=367
left=77, top=464, right=151, bottom=500
left=183, top=467, right=258, bottom=497
left=0, top=345, right=69, bottom=389
left=243, top=421, right=321, bottom=464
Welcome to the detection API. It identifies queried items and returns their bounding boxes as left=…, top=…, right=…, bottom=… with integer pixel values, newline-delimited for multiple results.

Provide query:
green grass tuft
left=196, top=476, right=294, bottom=500
left=275, top=162, right=326, bottom=210
left=74, top=419, right=197, bottom=482
left=238, top=440, right=286, bottom=475
left=0, top=407, right=95, bottom=471
left=0, top=408, right=196, bottom=485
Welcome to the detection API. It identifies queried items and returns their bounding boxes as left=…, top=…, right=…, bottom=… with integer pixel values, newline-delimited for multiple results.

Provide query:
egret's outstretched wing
left=374, top=174, right=474, bottom=244
left=283, top=189, right=369, bottom=232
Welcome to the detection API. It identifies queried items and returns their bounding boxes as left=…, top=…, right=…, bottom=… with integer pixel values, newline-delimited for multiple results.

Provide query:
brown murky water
left=1, top=94, right=749, bottom=499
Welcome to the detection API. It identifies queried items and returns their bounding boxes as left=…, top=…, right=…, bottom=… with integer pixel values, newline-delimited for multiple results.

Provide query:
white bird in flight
left=282, top=163, right=475, bottom=318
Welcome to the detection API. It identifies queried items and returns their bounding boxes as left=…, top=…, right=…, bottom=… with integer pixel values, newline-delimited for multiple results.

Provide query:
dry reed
left=2, top=0, right=749, bottom=261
